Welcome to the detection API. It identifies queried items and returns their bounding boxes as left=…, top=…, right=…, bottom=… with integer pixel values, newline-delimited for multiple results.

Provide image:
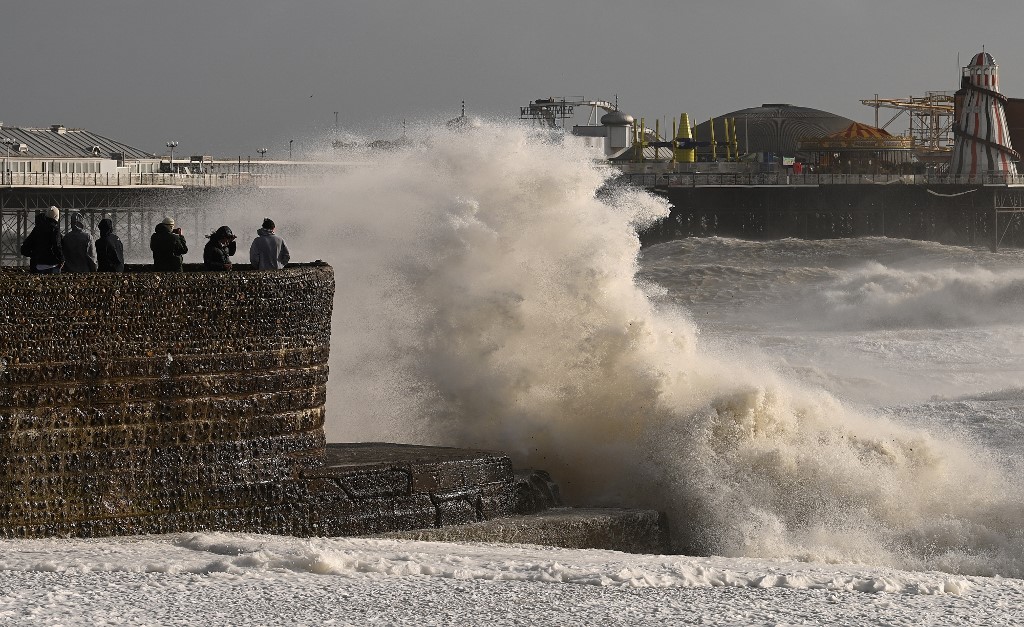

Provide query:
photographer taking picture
left=151, top=216, right=188, bottom=272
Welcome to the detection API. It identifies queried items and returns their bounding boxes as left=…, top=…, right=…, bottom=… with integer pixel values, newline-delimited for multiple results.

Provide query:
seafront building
left=0, top=123, right=160, bottom=179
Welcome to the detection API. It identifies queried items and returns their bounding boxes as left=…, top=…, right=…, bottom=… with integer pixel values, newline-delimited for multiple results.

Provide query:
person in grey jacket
left=249, top=217, right=291, bottom=270
left=61, top=213, right=98, bottom=273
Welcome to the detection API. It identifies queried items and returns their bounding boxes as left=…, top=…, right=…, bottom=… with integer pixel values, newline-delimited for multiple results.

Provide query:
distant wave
left=814, top=262, right=1024, bottom=330
left=642, top=237, right=1024, bottom=331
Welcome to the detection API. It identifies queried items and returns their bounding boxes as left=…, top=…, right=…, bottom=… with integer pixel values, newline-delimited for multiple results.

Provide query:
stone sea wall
left=0, top=264, right=668, bottom=552
left=0, top=264, right=333, bottom=537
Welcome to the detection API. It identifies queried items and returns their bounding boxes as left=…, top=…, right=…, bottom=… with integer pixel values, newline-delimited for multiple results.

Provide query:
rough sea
left=3, top=123, right=1024, bottom=625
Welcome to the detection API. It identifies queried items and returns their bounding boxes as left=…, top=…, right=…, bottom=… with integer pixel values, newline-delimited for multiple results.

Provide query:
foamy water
left=220, top=123, right=1024, bottom=577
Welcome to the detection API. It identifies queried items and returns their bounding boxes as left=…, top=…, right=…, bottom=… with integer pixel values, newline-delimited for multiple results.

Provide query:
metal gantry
left=520, top=97, right=618, bottom=128
left=861, top=92, right=956, bottom=153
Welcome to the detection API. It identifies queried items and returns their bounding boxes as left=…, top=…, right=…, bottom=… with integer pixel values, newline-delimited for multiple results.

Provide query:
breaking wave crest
left=815, top=262, right=1024, bottom=329
left=283, top=122, right=1024, bottom=576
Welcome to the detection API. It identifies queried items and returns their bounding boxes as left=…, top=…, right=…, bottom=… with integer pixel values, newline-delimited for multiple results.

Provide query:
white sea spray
left=216, top=121, right=1024, bottom=576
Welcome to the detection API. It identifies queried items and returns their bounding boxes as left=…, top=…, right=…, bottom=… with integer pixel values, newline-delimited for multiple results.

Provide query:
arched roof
left=693, top=103, right=856, bottom=156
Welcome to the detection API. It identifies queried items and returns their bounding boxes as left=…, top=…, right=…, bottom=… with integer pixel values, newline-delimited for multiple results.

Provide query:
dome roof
left=969, top=52, right=996, bottom=67
left=601, top=110, right=635, bottom=126
left=693, top=103, right=856, bottom=156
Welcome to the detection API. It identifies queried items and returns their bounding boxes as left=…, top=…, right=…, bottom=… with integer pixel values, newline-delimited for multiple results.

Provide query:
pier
left=625, top=172, right=1024, bottom=250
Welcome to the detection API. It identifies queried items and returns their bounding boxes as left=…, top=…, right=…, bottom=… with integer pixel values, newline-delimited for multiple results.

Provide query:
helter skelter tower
left=951, top=51, right=1019, bottom=177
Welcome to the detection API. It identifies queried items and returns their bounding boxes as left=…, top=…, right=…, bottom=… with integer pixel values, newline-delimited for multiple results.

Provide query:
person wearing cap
left=151, top=216, right=188, bottom=272
left=248, top=217, right=291, bottom=270
left=61, top=213, right=98, bottom=273
left=96, top=218, right=125, bottom=272
left=19, top=206, right=64, bottom=274
left=203, top=225, right=237, bottom=271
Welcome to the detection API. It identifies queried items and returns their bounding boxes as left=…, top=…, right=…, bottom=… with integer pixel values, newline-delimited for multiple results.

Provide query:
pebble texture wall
left=0, top=264, right=333, bottom=538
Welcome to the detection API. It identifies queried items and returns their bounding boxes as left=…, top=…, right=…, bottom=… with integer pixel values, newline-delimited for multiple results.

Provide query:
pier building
left=0, top=123, right=160, bottom=178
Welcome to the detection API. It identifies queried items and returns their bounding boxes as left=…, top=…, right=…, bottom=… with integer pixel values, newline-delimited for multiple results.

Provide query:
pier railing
left=0, top=172, right=334, bottom=188
left=9, top=170, right=1022, bottom=189
left=620, top=172, right=1024, bottom=188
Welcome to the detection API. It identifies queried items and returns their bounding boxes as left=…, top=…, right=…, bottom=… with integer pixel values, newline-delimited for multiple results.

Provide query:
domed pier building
left=692, top=103, right=856, bottom=163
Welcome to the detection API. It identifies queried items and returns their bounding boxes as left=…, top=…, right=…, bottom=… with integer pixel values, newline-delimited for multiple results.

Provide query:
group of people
left=20, top=206, right=124, bottom=274
left=21, top=207, right=290, bottom=274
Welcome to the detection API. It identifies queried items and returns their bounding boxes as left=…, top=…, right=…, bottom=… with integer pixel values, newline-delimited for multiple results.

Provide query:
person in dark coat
left=96, top=218, right=125, bottom=272
left=151, top=216, right=188, bottom=271
left=61, top=213, right=98, bottom=273
left=20, top=206, right=64, bottom=274
left=203, top=225, right=237, bottom=271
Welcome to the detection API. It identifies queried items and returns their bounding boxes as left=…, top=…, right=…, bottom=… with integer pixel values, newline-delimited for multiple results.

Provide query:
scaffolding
left=520, top=97, right=617, bottom=128
left=860, top=92, right=955, bottom=153
left=993, top=190, right=1024, bottom=251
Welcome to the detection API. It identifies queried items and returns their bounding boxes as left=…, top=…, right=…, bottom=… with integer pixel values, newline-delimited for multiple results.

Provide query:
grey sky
left=4, top=1, right=1023, bottom=158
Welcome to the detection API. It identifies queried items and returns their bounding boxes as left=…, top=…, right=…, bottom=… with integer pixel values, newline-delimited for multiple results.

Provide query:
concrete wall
left=0, top=264, right=333, bottom=537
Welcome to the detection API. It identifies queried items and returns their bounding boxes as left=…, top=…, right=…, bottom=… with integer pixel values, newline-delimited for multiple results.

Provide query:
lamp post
left=288, top=139, right=294, bottom=160
left=257, top=147, right=268, bottom=159
left=166, top=141, right=178, bottom=174
left=1, top=138, right=13, bottom=184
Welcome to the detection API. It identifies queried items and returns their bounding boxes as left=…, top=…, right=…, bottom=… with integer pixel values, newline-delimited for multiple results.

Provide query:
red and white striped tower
left=952, top=51, right=1019, bottom=177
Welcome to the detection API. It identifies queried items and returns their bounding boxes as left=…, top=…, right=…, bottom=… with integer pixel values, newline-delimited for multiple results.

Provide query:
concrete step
left=301, top=444, right=669, bottom=554
left=379, top=507, right=670, bottom=555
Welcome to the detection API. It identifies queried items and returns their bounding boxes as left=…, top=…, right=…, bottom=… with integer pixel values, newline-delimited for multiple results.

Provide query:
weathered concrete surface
left=380, top=507, right=671, bottom=555
left=300, top=443, right=520, bottom=536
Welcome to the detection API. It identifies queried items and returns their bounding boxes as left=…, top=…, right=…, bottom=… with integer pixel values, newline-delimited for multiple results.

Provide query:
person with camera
left=151, top=216, right=188, bottom=272
left=203, top=225, right=237, bottom=271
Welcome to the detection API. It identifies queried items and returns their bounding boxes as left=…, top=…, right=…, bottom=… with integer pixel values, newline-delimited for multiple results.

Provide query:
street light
left=257, top=147, right=268, bottom=159
left=166, top=141, right=178, bottom=173
left=1, top=138, right=13, bottom=183
left=289, top=139, right=294, bottom=160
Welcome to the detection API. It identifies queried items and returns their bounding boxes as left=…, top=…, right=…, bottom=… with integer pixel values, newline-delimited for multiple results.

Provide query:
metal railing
left=0, top=172, right=339, bottom=188
left=620, top=172, right=1024, bottom=188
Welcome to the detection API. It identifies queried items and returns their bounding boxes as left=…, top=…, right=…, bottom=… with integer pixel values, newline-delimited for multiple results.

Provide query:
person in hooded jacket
left=248, top=217, right=291, bottom=270
left=203, top=225, right=237, bottom=271
left=62, top=213, right=98, bottom=273
left=20, top=206, right=64, bottom=274
left=151, top=216, right=188, bottom=271
left=96, top=218, right=125, bottom=272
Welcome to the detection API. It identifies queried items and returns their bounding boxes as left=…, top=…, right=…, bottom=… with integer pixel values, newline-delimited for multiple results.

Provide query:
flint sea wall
left=0, top=264, right=335, bottom=537
left=0, top=263, right=668, bottom=552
